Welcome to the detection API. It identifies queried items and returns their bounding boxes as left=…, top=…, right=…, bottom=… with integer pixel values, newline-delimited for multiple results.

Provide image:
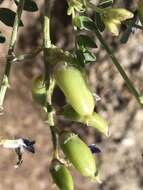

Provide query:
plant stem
left=47, top=79, right=58, bottom=158
left=43, top=0, right=58, bottom=158
left=43, top=0, right=51, bottom=86
left=0, top=0, right=25, bottom=113
left=93, top=23, right=142, bottom=104
left=13, top=47, right=42, bottom=63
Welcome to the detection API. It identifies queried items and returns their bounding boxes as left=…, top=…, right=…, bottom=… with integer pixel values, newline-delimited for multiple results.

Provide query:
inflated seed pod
left=62, top=105, right=109, bottom=136
left=50, top=159, right=74, bottom=190
left=138, top=0, right=143, bottom=25
left=54, top=63, right=95, bottom=117
left=32, top=75, right=47, bottom=106
left=85, top=112, right=109, bottom=136
left=60, top=132, right=97, bottom=178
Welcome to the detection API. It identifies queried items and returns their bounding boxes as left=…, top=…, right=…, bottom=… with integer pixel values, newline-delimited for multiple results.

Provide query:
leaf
left=14, top=0, right=38, bottom=12
left=0, top=31, right=5, bottom=43
left=99, top=0, right=113, bottom=8
left=0, top=8, right=23, bottom=27
left=73, top=16, right=95, bottom=30
left=76, top=49, right=96, bottom=66
left=76, top=49, right=85, bottom=66
left=120, top=11, right=138, bottom=44
left=95, top=12, right=105, bottom=32
left=76, top=34, right=97, bottom=49
left=83, top=50, right=96, bottom=62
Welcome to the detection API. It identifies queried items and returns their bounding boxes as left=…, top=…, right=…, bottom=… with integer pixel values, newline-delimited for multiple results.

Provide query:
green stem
left=0, top=0, right=25, bottom=113
left=43, top=0, right=59, bottom=158
left=44, top=0, right=51, bottom=49
left=13, top=47, right=42, bottom=63
left=43, top=0, right=51, bottom=86
left=45, top=78, right=57, bottom=157
left=93, top=24, right=142, bottom=104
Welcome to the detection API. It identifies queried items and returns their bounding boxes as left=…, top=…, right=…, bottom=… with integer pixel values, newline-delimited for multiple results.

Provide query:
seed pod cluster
left=54, top=62, right=109, bottom=135
left=32, top=61, right=108, bottom=189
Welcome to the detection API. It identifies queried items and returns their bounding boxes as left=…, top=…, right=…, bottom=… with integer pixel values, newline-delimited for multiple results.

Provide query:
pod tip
left=91, top=172, right=102, bottom=184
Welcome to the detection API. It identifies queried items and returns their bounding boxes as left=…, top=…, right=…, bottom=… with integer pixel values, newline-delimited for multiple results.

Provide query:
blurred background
left=0, top=0, right=143, bottom=190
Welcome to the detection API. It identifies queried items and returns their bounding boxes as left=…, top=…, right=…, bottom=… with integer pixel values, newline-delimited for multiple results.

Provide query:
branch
left=13, top=47, right=42, bottom=63
left=0, top=0, right=25, bottom=113
left=43, top=0, right=58, bottom=159
left=93, top=24, right=143, bottom=105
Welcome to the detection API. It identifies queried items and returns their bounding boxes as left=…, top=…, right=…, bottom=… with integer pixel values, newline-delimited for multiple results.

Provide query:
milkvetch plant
left=0, top=0, right=143, bottom=189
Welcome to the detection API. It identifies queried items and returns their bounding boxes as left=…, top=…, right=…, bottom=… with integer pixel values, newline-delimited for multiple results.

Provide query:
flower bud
left=102, top=8, right=133, bottom=35
left=54, top=63, right=95, bottom=117
left=50, top=159, right=74, bottom=190
left=103, top=19, right=119, bottom=36
left=67, top=0, right=85, bottom=16
left=60, top=132, right=97, bottom=178
left=138, top=0, right=143, bottom=25
left=105, top=8, right=133, bottom=21
left=32, top=75, right=47, bottom=106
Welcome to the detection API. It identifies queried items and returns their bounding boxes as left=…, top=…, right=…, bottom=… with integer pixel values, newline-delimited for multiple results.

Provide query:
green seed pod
left=32, top=75, right=47, bottom=106
left=50, top=159, right=74, bottom=190
left=62, top=105, right=109, bottom=136
left=60, top=132, right=97, bottom=178
left=85, top=112, right=109, bottom=136
left=138, top=0, right=143, bottom=25
left=54, top=63, right=95, bottom=117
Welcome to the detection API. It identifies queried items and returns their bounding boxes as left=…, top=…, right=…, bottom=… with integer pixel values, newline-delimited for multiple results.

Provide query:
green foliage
left=14, top=0, right=38, bottom=12
left=0, top=8, right=23, bottom=27
left=76, top=34, right=97, bottom=49
left=76, top=34, right=97, bottom=65
left=73, top=16, right=94, bottom=30
left=120, top=11, right=138, bottom=44
left=95, top=12, right=105, bottom=32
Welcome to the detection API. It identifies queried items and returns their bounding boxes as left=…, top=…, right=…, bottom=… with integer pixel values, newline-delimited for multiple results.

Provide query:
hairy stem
left=43, top=0, right=51, bottom=86
left=93, top=24, right=142, bottom=104
left=43, top=0, right=58, bottom=158
left=0, top=0, right=25, bottom=113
